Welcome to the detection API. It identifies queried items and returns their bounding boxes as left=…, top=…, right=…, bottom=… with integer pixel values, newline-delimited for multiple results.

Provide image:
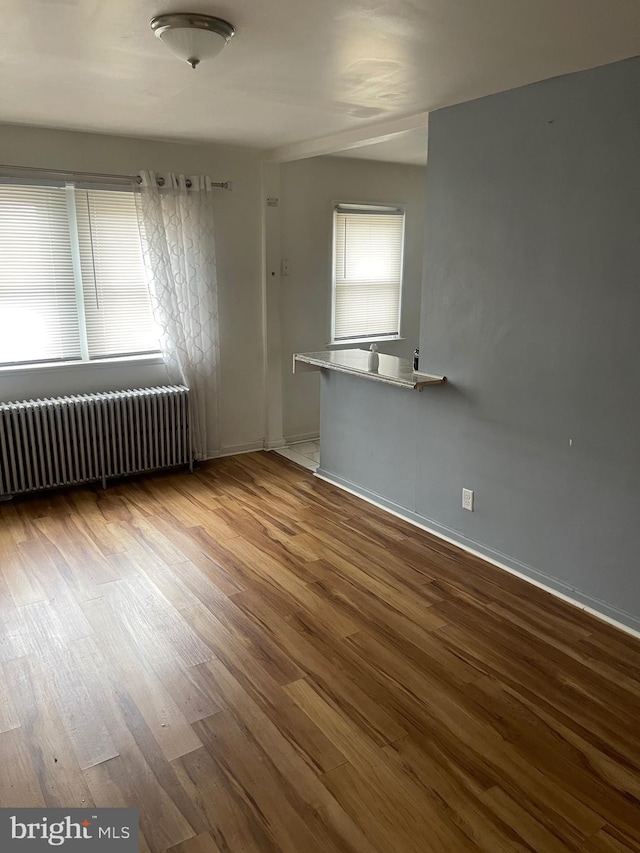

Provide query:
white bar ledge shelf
left=293, top=350, right=446, bottom=391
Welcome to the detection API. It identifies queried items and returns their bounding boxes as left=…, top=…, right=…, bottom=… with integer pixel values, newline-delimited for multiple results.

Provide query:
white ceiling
left=1, top=0, right=639, bottom=157
left=336, top=128, right=429, bottom=166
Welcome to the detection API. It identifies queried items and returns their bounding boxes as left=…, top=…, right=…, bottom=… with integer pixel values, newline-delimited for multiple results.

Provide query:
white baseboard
left=283, top=431, right=320, bottom=445
left=316, top=468, right=640, bottom=642
left=263, top=438, right=288, bottom=451
left=207, top=441, right=265, bottom=459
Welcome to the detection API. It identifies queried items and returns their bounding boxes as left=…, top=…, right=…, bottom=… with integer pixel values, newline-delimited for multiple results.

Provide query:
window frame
left=330, top=200, right=406, bottom=346
left=0, top=178, right=161, bottom=372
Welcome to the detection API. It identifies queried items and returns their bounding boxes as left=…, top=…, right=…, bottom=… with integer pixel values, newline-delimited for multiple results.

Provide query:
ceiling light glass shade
left=151, top=14, right=235, bottom=69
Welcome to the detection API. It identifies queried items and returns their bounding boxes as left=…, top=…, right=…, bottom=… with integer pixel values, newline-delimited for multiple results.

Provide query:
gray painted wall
left=318, top=55, right=640, bottom=632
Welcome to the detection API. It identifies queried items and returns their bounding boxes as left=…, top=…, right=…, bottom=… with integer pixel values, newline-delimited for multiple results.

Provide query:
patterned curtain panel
left=135, top=171, right=220, bottom=460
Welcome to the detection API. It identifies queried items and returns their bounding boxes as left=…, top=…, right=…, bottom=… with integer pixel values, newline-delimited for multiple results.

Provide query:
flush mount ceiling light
left=150, top=13, right=235, bottom=69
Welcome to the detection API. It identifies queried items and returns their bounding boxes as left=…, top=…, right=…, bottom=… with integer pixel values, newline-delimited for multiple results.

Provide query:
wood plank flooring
left=1, top=450, right=639, bottom=852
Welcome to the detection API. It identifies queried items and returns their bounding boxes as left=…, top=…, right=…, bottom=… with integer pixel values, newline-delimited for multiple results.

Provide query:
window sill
left=0, top=353, right=165, bottom=377
left=326, top=336, right=405, bottom=348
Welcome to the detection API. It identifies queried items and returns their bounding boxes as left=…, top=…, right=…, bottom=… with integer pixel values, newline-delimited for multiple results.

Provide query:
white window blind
left=0, top=181, right=159, bottom=367
left=75, top=189, right=159, bottom=359
left=0, top=184, right=81, bottom=365
left=332, top=204, right=405, bottom=342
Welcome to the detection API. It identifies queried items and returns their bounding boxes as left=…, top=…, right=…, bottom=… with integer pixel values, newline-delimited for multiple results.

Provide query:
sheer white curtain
left=135, top=171, right=220, bottom=460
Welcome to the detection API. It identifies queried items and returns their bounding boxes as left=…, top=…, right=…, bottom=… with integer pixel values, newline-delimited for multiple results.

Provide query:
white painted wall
left=0, top=124, right=265, bottom=455
left=279, top=155, right=426, bottom=442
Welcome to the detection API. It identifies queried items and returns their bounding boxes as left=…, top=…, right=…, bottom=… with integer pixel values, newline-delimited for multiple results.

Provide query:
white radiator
left=0, top=385, right=191, bottom=498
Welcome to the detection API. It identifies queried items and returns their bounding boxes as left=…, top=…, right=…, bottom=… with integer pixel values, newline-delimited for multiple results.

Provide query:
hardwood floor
left=1, top=451, right=639, bottom=852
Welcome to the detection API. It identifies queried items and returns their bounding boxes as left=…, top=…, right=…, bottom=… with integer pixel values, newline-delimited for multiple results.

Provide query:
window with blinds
left=75, top=189, right=158, bottom=360
left=0, top=181, right=159, bottom=367
left=332, top=203, right=405, bottom=343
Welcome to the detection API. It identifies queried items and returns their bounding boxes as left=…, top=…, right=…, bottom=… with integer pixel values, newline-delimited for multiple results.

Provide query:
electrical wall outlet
left=462, top=488, right=474, bottom=511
